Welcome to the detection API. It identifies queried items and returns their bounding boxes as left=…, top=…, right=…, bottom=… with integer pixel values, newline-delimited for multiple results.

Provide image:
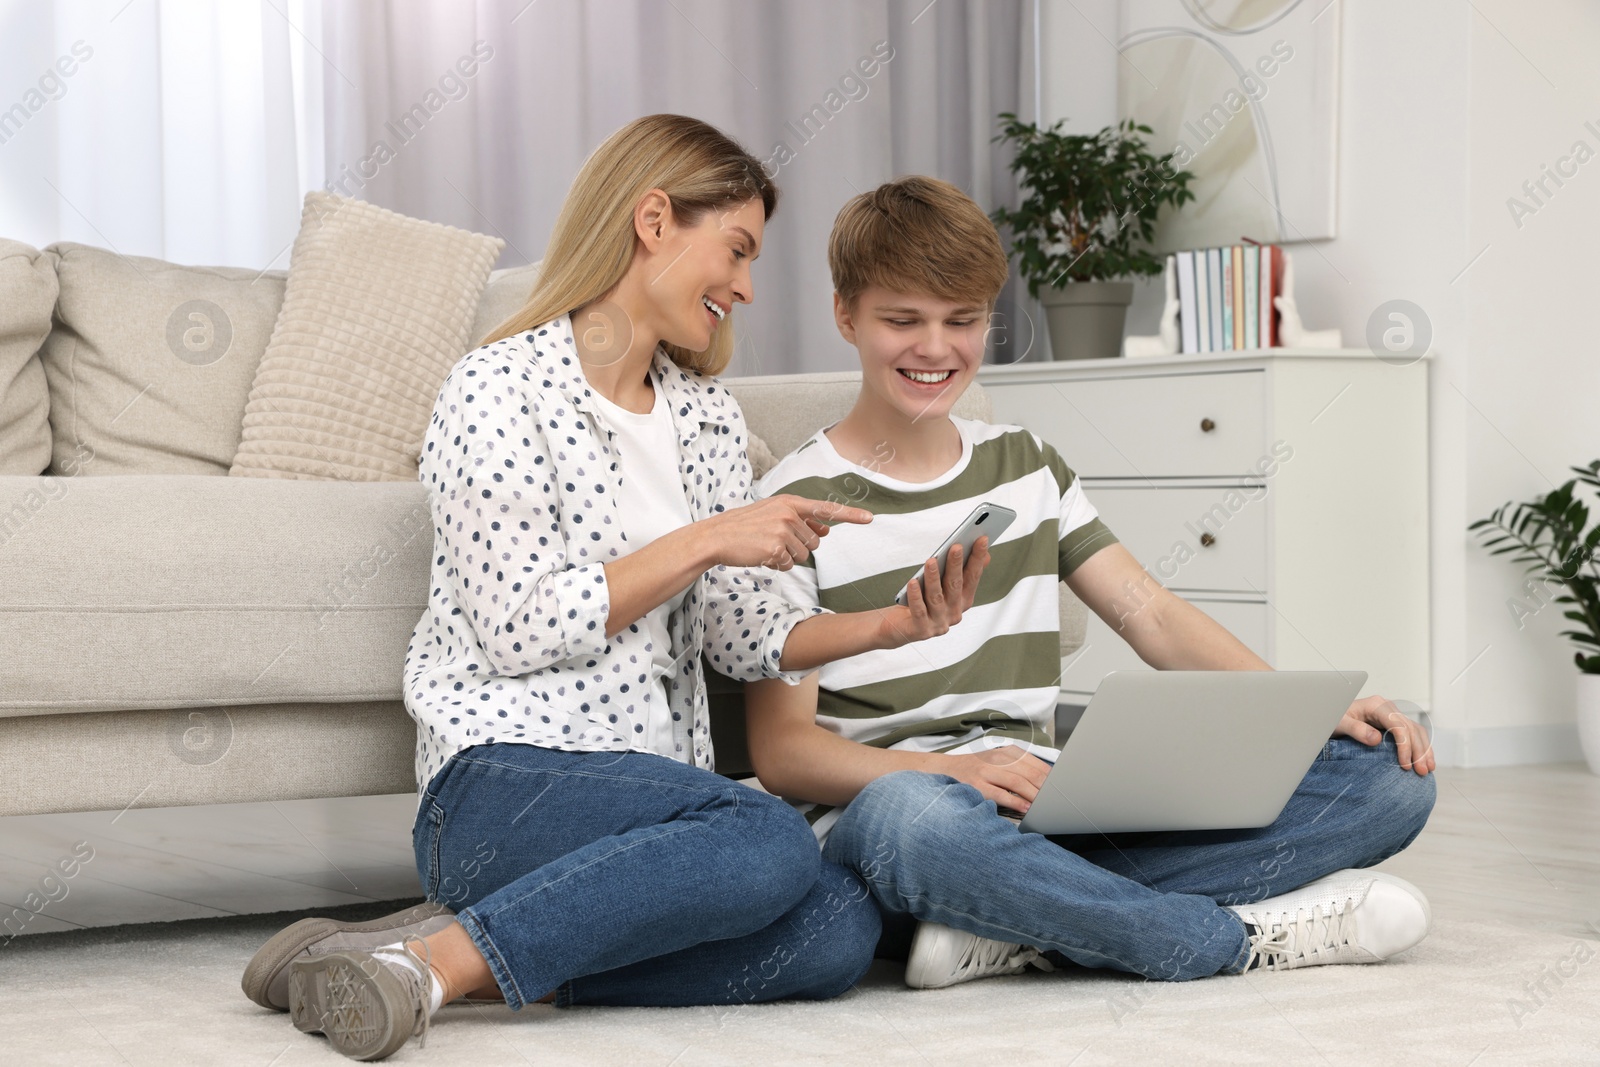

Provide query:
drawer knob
left=1200, top=418, right=1216, bottom=433
left=1199, top=532, right=1217, bottom=547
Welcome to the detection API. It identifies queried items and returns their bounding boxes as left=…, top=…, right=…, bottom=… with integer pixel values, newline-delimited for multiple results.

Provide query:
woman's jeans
left=412, top=742, right=880, bottom=1010
left=825, top=735, right=1437, bottom=981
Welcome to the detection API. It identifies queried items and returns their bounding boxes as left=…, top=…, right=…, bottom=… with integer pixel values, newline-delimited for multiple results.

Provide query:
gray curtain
left=316, top=0, right=1035, bottom=374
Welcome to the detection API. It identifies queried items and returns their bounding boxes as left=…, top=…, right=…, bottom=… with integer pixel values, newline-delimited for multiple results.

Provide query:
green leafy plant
left=990, top=113, right=1195, bottom=297
left=1469, top=460, right=1600, bottom=673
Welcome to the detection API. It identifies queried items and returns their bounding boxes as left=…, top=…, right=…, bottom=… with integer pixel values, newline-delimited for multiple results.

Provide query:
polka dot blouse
left=402, top=314, right=825, bottom=802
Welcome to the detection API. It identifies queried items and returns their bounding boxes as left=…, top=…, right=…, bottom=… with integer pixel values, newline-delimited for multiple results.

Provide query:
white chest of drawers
left=976, top=349, right=1432, bottom=709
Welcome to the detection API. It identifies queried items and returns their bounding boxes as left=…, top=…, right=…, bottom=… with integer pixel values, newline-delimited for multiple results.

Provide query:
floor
left=2, top=764, right=1597, bottom=1064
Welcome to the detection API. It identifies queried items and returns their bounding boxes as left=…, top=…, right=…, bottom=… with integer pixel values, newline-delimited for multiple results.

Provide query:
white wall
left=1043, top=0, right=1600, bottom=765
left=1038, top=0, right=1118, bottom=137
left=1457, top=0, right=1600, bottom=763
left=1304, top=0, right=1600, bottom=765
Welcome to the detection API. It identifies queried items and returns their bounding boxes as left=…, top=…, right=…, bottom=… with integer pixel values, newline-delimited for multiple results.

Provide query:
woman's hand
left=874, top=537, right=991, bottom=649
left=1333, top=694, right=1436, bottom=776
left=701, top=494, right=872, bottom=569
left=930, top=745, right=1053, bottom=813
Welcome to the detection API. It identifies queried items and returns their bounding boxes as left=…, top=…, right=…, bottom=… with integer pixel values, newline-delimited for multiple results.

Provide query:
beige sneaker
left=241, top=901, right=455, bottom=1011
left=289, top=935, right=437, bottom=1062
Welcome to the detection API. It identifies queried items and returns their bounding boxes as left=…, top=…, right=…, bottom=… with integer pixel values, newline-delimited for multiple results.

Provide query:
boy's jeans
left=413, top=743, right=880, bottom=1009
left=824, top=735, right=1436, bottom=981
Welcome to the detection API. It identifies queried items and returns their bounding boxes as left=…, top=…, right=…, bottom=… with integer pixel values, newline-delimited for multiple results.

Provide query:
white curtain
left=0, top=0, right=1037, bottom=372
left=0, top=0, right=322, bottom=270
left=316, top=0, right=1036, bottom=372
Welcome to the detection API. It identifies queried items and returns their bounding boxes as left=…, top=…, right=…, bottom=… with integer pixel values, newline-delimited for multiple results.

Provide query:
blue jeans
left=413, top=743, right=880, bottom=1010
left=824, top=735, right=1436, bottom=981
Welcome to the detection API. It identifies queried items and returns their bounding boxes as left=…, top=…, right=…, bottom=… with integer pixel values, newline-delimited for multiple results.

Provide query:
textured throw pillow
left=0, top=239, right=57, bottom=475
left=229, top=192, right=503, bottom=481
left=747, top=430, right=779, bottom=481
left=37, top=243, right=288, bottom=476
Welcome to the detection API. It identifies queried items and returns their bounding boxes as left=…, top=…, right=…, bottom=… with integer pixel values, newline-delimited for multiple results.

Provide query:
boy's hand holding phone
left=875, top=536, right=991, bottom=648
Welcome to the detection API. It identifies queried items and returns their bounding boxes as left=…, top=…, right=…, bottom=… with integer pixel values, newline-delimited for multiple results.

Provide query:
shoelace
left=1242, top=897, right=1358, bottom=972
left=394, top=934, right=434, bottom=1050
left=954, top=936, right=1042, bottom=981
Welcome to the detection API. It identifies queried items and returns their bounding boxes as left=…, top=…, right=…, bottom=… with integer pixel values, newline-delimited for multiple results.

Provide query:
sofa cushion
left=229, top=192, right=503, bottom=482
left=38, top=243, right=288, bottom=476
left=0, top=240, right=56, bottom=476
left=0, top=701, right=416, bottom=818
left=0, top=474, right=428, bottom=714
left=470, top=260, right=541, bottom=348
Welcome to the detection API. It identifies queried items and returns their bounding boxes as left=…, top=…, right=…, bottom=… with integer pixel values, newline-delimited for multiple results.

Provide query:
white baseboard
left=1431, top=723, right=1582, bottom=768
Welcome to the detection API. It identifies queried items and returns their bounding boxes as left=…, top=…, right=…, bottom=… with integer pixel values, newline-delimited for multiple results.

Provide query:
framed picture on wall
left=1118, top=0, right=1341, bottom=249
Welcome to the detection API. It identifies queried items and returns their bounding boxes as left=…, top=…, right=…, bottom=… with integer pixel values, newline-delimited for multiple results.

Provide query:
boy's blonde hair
left=827, top=176, right=1008, bottom=311
left=483, top=114, right=777, bottom=376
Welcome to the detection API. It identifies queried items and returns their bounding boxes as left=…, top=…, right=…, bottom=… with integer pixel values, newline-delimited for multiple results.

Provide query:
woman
left=243, top=114, right=989, bottom=1061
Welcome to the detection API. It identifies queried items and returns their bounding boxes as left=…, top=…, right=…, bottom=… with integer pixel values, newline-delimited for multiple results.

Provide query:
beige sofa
left=0, top=239, right=1086, bottom=819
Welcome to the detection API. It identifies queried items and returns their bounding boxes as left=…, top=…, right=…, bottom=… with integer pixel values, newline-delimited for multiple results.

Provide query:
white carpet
left=3, top=900, right=1596, bottom=1066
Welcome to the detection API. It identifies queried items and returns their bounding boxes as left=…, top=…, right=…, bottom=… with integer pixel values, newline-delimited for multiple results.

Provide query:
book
left=1242, top=237, right=1283, bottom=348
left=1231, top=245, right=1245, bottom=349
left=1207, top=248, right=1224, bottom=352
left=1243, top=243, right=1259, bottom=349
left=1176, top=242, right=1289, bottom=354
left=1176, top=251, right=1198, bottom=354
left=1268, top=244, right=1284, bottom=346
left=1220, top=252, right=1233, bottom=350
left=1259, top=244, right=1275, bottom=347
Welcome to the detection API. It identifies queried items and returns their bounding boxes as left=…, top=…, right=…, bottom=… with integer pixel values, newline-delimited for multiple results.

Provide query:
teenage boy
left=746, top=176, right=1437, bottom=989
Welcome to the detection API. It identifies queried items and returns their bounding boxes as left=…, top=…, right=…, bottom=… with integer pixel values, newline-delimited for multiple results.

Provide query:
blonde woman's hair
left=828, top=175, right=1008, bottom=312
left=483, top=114, right=778, bottom=376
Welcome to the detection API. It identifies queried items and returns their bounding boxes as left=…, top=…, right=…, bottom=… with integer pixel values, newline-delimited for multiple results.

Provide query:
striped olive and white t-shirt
left=755, top=417, right=1120, bottom=841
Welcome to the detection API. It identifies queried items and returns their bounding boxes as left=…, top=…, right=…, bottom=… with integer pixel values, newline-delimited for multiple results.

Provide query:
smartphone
left=895, top=502, right=1017, bottom=607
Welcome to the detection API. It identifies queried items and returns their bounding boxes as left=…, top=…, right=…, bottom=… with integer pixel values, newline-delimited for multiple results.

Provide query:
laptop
left=1017, top=670, right=1366, bottom=836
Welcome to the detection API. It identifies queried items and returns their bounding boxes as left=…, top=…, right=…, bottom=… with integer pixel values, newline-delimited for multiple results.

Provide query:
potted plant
left=991, top=113, right=1195, bottom=362
left=1470, top=460, right=1600, bottom=774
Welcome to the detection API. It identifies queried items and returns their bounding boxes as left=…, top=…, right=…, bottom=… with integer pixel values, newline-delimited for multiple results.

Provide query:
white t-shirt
left=588, top=381, right=695, bottom=725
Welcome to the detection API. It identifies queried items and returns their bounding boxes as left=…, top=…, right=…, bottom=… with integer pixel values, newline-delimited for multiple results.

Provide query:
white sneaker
left=905, top=920, right=1048, bottom=989
left=1228, top=869, right=1432, bottom=973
